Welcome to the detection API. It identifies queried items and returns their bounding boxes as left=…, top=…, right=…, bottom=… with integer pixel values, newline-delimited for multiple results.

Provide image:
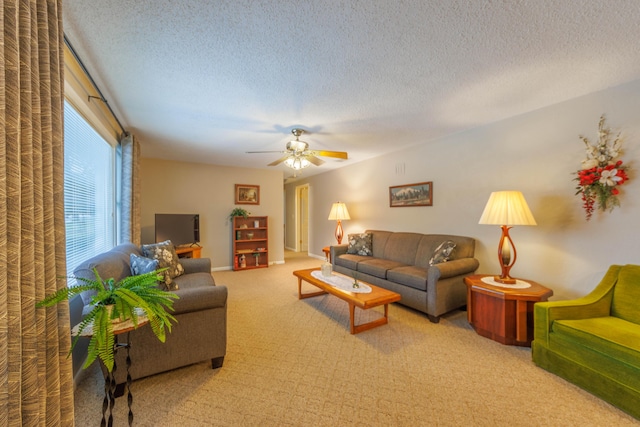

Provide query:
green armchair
left=532, top=264, right=640, bottom=420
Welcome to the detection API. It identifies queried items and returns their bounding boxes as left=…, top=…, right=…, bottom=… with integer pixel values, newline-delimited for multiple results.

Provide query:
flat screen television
left=154, top=214, right=200, bottom=247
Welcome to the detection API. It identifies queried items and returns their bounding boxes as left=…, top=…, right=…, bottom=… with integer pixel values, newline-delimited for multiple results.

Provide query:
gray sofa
left=331, top=230, right=479, bottom=322
left=71, top=243, right=227, bottom=385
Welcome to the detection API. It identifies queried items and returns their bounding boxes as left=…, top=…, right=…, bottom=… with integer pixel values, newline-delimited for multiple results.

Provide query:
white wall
left=285, top=79, right=640, bottom=300
left=140, top=158, right=285, bottom=270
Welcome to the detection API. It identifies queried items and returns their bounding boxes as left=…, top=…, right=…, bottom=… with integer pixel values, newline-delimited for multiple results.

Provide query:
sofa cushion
left=611, top=264, right=640, bottom=324
left=335, top=253, right=369, bottom=270
left=365, top=230, right=392, bottom=258
left=552, top=316, right=640, bottom=370
left=387, top=266, right=428, bottom=291
left=382, top=232, right=423, bottom=265
left=141, top=240, right=184, bottom=290
left=346, top=233, right=373, bottom=256
left=357, top=258, right=407, bottom=279
left=130, top=253, right=159, bottom=276
left=429, top=240, right=456, bottom=265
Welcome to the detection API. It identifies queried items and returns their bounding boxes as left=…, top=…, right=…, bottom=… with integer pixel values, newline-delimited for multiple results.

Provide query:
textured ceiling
left=63, top=0, right=640, bottom=179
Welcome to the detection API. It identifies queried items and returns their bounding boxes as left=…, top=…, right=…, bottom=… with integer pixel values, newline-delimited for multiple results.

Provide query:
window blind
left=64, top=101, right=116, bottom=278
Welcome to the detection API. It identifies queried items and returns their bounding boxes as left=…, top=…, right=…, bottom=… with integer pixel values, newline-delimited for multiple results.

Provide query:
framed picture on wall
left=235, top=184, right=260, bottom=205
left=389, top=181, right=432, bottom=207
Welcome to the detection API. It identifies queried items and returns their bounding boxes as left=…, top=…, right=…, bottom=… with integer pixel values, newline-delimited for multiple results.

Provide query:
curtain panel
left=0, top=1, right=74, bottom=426
left=119, top=132, right=141, bottom=245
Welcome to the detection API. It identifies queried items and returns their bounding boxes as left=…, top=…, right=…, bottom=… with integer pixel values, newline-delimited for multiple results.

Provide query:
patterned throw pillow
left=429, top=240, right=456, bottom=266
left=130, top=253, right=159, bottom=276
left=346, top=233, right=373, bottom=256
left=141, top=240, right=184, bottom=290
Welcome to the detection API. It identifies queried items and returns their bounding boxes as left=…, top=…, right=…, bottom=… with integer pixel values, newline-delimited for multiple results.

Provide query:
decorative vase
left=321, top=262, right=332, bottom=277
left=246, top=232, right=254, bottom=240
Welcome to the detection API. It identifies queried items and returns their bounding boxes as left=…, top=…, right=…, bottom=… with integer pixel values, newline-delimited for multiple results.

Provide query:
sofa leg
left=211, top=356, right=224, bottom=369
left=427, top=314, right=440, bottom=323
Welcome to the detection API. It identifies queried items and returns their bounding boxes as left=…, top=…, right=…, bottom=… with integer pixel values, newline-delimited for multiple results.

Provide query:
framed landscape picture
left=389, top=181, right=432, bottom=207
left=235, top=184, right=260, bottom=205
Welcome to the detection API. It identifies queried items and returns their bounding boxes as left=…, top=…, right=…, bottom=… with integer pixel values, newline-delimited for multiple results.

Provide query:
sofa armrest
left=428, top=257, right=480, bottom=281
left=172, top=284, right=227, bottom=315
left=180, top=257, right=211, bottom=274
left=534, top=265, right=621, bottom=345
left=330, top=245, right=348, bottom=264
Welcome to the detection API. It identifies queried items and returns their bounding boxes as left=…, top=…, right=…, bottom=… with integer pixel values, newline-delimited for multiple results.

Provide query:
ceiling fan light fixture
left=286, top=140, right=308, bottom=152
left=284, top=156, right=311, bottom=170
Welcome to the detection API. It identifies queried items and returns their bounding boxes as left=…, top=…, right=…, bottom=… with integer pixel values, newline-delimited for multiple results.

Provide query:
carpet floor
left=73, top=251, right=639, bottom=426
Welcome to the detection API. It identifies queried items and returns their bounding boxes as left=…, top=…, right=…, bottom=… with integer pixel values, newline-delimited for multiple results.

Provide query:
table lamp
left=328, top=202, right=350, bottom=244
left=478, top=191, right=536, bottom=284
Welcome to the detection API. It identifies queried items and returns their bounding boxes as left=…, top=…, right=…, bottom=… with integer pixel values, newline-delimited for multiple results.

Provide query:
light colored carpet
left=74, top=251, right=639, bottom=426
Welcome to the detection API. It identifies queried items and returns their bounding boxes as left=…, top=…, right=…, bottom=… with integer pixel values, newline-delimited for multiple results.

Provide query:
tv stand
left=175, top=246, right=201, bottom=259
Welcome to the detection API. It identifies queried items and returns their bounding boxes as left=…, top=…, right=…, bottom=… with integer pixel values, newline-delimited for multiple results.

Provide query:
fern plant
left=36, top=268, right=179, bottom=372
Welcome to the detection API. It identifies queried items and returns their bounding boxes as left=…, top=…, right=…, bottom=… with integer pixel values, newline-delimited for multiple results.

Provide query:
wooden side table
left=464, top=274, right=553, bottom=347
left=74, top=317, right=149, bottom=427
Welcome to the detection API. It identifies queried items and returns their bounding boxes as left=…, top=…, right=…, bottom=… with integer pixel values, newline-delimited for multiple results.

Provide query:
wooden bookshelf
left=232, top=216, right=268, bottom=270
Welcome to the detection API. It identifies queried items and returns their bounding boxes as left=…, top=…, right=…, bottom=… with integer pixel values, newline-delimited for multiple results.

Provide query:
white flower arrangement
left=574, top=115, right=629, bottom=221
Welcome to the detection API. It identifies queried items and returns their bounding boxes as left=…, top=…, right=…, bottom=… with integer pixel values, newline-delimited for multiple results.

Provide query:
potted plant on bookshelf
left=228, top=207, right=250, bottom=221
left=36, top=268, right=179, bottom=372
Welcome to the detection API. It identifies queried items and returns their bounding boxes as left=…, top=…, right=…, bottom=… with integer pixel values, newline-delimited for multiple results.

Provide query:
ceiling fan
left=247, top=128, right=348, bottom=170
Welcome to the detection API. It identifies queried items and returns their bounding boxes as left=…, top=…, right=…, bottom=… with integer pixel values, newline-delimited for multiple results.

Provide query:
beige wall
left=140, top=158, right=285, bottom=270
left=285, top=79, right=640, bottom=300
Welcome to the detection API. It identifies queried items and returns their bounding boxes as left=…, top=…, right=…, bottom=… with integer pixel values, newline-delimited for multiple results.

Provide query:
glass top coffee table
left=293, top=268, right=401, bottom=334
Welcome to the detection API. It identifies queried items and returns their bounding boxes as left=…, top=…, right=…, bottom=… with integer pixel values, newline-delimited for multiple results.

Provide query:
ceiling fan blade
left=306, top=155, right=325, bottom=166
left=313, top=150, right=348, bottom=159
left=246, top=150, right=286, bottom=154
left=267, top=155, right=290, bottom=166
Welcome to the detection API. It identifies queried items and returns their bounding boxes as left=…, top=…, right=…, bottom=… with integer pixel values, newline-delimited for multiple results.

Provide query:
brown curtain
left=0, top=1, right=74, bottom=426
left=119, top=132, right=141, bottom=245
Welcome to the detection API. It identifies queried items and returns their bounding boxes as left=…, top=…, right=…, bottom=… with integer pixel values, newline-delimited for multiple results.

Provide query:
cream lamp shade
left=479, top=191, right=536, bottom=284
left=478, top=191, right=537, bottom=226
left=328, top=202, right=350, bottom=244
left=328, top=202, right=351, bottom=221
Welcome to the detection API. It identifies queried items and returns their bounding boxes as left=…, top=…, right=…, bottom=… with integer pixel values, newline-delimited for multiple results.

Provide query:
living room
left=3, top=1, right=640, bottom=425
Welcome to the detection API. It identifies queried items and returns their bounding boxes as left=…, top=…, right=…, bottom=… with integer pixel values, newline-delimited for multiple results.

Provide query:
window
left=63, top=100, right=116, bottom=277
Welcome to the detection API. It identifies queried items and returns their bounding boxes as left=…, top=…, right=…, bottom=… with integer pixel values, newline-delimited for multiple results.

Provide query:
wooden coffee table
left=293, top=268, right=401, bottom=334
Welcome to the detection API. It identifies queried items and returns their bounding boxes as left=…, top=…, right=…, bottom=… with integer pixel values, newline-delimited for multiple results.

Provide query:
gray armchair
left=71, top=243, right=227, bottom=385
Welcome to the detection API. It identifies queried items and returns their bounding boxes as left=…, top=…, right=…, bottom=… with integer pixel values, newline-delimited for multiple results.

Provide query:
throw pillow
left=141, top=240, right=184, bottom=290
left=346, top=233, right=373, bottom=256
left=130, top=253, right=159, bottom=276
left=429, top=240, right=456, bottom=266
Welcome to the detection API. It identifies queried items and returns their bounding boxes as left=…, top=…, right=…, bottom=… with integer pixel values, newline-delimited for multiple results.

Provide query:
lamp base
left=335, top=220, right=344, bottom=245
left=493, top=275, right=516, bottom=285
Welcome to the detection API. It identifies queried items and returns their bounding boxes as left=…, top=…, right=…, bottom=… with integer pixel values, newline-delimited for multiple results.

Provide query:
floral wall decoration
left=574, top=115, right=630, bottom=220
